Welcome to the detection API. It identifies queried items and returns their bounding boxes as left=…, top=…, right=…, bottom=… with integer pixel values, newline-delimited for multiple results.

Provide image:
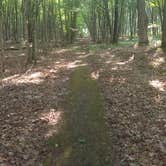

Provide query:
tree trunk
left=112, top=0, right=119, bottom=44
left=162, top=0, right=166, bottom=48
left=25, top=0, right=36, bottom=64
left=103, top=0, right=112, bottom=42
left=137, top=0, right=149, bottom=45
left=0, top=2, right=5, bottom=72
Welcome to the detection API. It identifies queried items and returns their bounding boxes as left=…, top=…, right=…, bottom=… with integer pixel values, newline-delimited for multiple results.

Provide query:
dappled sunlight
left=116, top=54, right=134, bottom=65
left=49, top=68, right=58, bottom=74
left=77, top=53, right=91, bottom=59
left=67, top=60, right=87, bottom=69
left=1, top=58, right=88, bottom=87
left=105, top=60, right=112, bottom=64
left=53, top=48, right=70, bottom=54
left=91, top=70, right=100, bottom=80
left=149, top=50, right=165, bottom=68
left=150, top=57, right=165, bottom=68
left=104, top=53, right=134, bottom=71
left=74, top=52, right=86, bottom=55
left=110, top=65, right=132, bottom=71
left=105, top=55, right=116, bottom=64
left=151, top=40, right=161, bottom=47
left=149, top=80, right=166, bottom=92
left=102, top=52, right=115, bottom=58
left=19, top=53, right=25, bottom=57
left=2, top=72, right=45, bottom=85
left=4, top=52, right=26, bottom=58
left=109, top=76, right=126, bottom=84
left=40, top=109, right=63, bottom=137
left=52, top=62, right=67, bottom=70
left=111, top=66, right=118, bottom=71
left=101, top=53, right=116, bottom=64
left=102, top=51, right=114, bottom=56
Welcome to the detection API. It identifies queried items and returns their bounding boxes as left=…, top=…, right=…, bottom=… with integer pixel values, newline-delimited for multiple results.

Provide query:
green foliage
left=0, top=0, right=164, bottom=46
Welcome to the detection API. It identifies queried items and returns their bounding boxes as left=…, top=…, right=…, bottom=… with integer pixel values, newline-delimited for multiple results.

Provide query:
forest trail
left=44, top=67, right=112, bottom=166
left=0, top=42, right=165, bottom=165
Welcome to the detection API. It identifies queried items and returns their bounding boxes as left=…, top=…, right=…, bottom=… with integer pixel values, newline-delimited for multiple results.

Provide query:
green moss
left=44, top=67, right=112, bottom=166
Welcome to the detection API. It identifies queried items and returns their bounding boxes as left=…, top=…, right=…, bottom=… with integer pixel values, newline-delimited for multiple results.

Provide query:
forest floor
left=0, top=40, right=166, bottom=165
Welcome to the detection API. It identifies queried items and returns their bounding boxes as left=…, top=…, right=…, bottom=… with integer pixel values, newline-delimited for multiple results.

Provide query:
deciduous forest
left=0, top=0, right=166, bottom=165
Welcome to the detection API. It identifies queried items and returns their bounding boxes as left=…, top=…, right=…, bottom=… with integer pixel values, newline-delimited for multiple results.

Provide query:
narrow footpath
left=44, top=67, right=112, bottom=166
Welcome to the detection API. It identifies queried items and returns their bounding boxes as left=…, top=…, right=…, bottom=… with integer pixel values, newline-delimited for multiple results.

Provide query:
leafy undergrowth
left=0, top=42, right=165, bottom=165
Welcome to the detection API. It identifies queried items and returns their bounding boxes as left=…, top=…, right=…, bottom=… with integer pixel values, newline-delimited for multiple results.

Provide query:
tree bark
left=0, top=2, right=5, bottom=72
left=137, top=0, right=149, bottom=45
left=112, top=0, right=119, bottom=44
left=162, top=0, right=166, bottom=48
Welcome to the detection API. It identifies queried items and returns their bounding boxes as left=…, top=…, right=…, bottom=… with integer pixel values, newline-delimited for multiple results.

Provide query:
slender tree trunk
left=118, top=0, right=124, bottom=37
left=70, top=12, right=77, bottom=43
left=137, top=0, right=149, bottom=45
left=112, top=0, right=119, bottom=44
left=25, top=0, right=36, bottom=64
left=157, top=0, right=163, bottom=26
left=0, top=4, right=5, bottom=72
left=103, top=0, right=112, bottom=42
left=162, top=0, right=166, bottom=48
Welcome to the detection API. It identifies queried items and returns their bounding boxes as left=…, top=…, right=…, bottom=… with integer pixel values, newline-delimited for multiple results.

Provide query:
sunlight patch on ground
left=52, top=59, right=87, bottom=70
left=40, top=109, right=63, bottom=137
left=101, top=53, right=115, bottom=64
left=102, top=52, right=115, bottom=57
left=109, top=76, right=126, bottom=84
left=49, top=68, right=58, bottom=74
left=67, top=60, right=87, bottom=69
left=91, top=70, right=100, bottom=80
left=102, top=51, right=113, bottom=56
left=52, top=63, right=66, bottom=70
left=150, top=57, right=165, bottom=68
left=54, top=48, right=70, bottom=54
left=105, top=56, right=116, bottom=64
left=1, top=58, right=88, bottom=87
left=2, top=72, right=45, bottom=85
left=4, top=52, right=26, bottom=58
left=110, top=66, right=132, bottom=71
left=151, top=40, right=161, bottom=47
left=78, top=53, right=92, bottom=59
left=74, top=52, right=86, bottom=55
left=149, top=80, right=166, bottom=92
left=116, top=54, right=134, bottom=65
left=111, top=66, right=118, bottom=70
left=19, top=53, right=25, bottom=57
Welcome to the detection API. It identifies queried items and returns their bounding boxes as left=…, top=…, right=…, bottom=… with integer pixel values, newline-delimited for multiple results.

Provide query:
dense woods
left=0, top=0, right=166, bottom=57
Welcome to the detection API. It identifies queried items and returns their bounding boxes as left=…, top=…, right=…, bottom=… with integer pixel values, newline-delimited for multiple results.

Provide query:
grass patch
left=44, top=67, right=112, bottom=166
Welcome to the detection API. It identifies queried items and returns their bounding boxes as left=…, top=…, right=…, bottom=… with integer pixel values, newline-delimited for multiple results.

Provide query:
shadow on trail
left=44, top=67, right=112, bottom=166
